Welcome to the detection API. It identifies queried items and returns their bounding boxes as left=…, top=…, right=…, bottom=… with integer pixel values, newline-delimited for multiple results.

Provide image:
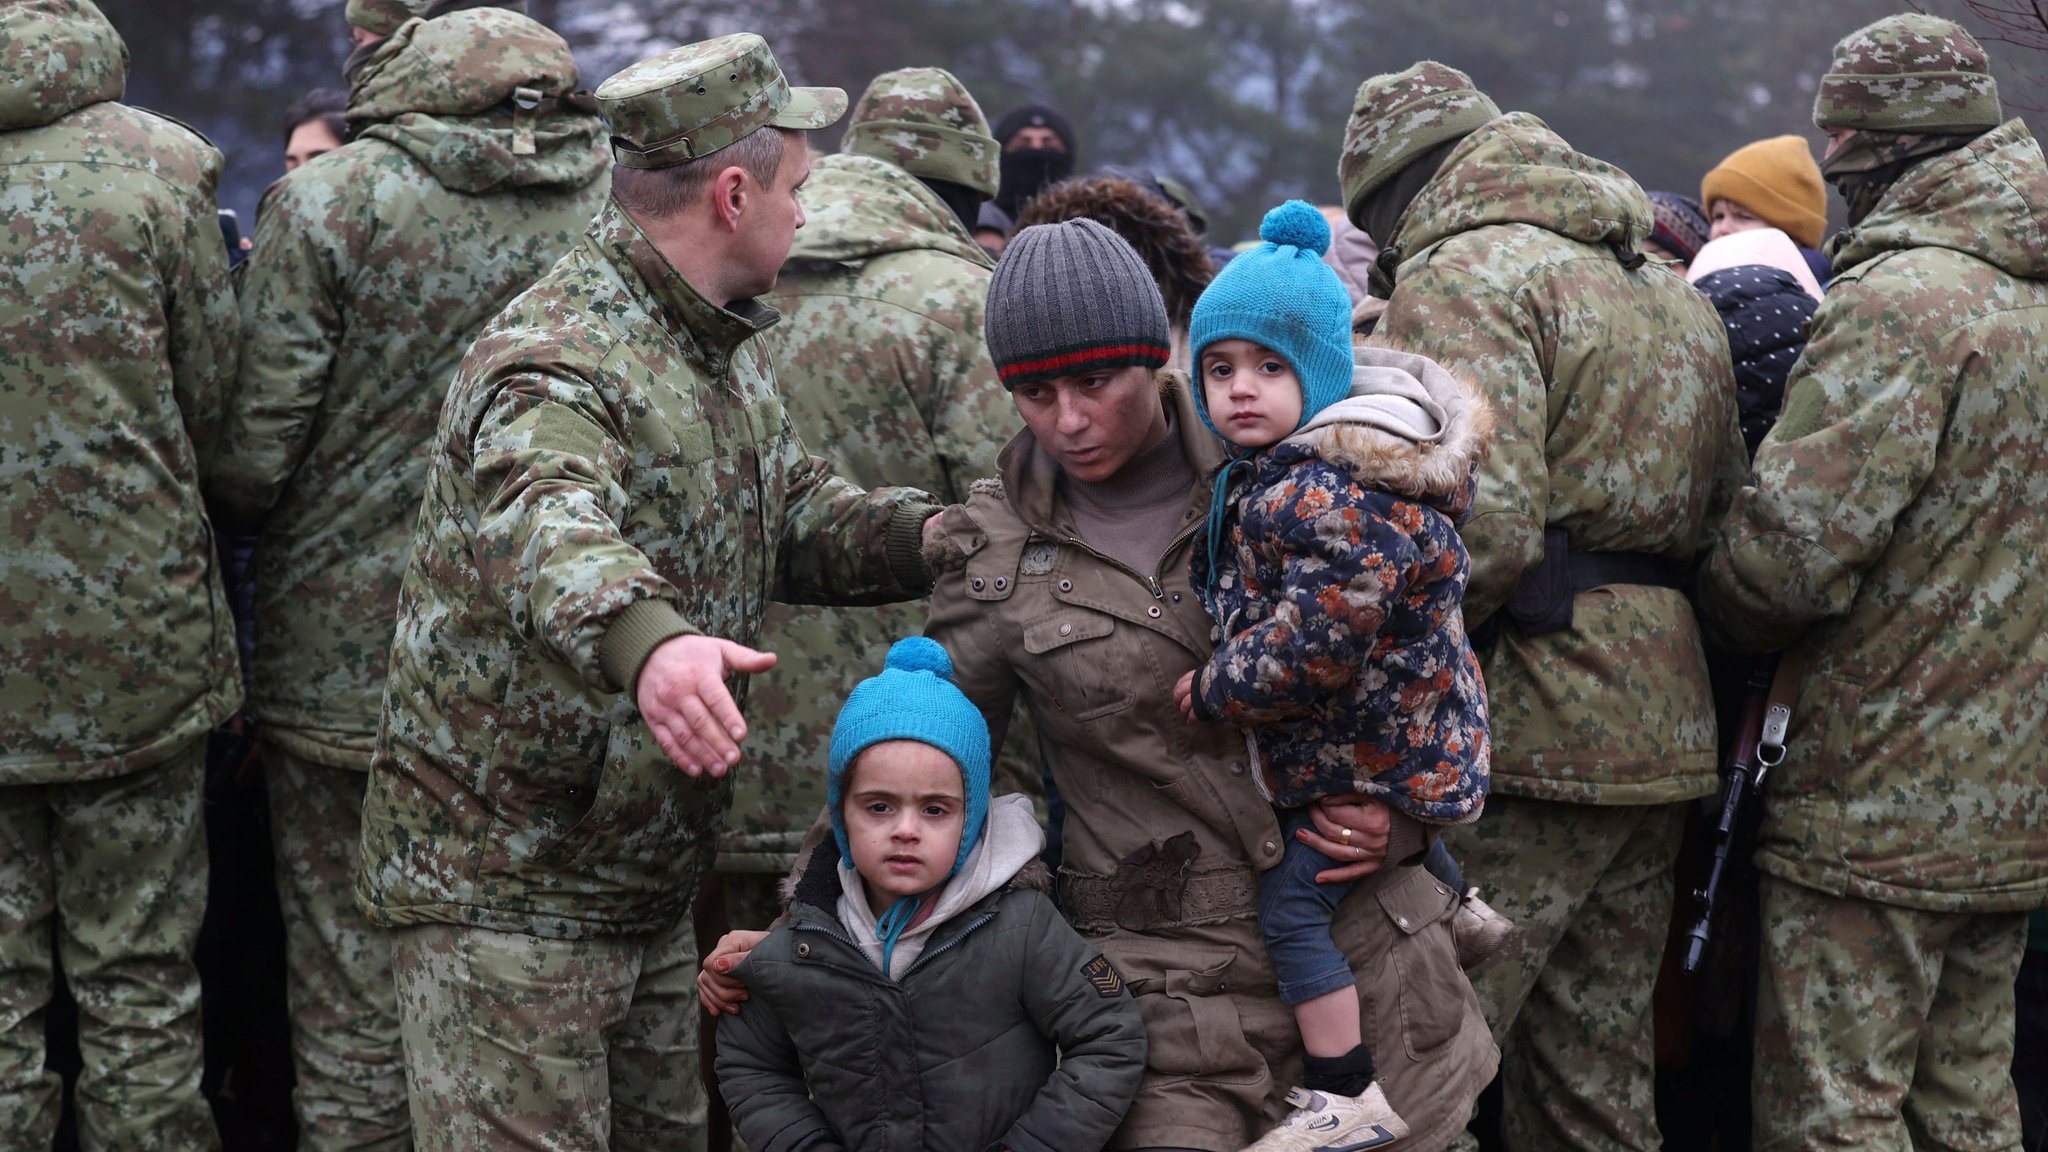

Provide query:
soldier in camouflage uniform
left=1344, top=63, right=1746, bottom=1150
left=1697, top=16, right=2048, bottom=1149
left=354, top=33, right=938, bottom=1150
left=0, top=1, right=241, bottom=1147
left=724, top=66, right=1033, bottom=930
left=208, top=1, right=609, bottom=1146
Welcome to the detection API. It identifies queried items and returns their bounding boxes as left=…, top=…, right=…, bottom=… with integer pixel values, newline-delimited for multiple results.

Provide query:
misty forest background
left=107, top=0, right=2048, bottom=242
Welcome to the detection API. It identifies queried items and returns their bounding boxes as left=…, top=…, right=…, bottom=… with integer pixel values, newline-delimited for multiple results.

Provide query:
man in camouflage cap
left=355, top=33, right=939, bottom=1150
left=1346, top=61, right=1746, bottom=1151
left=0, top=1, right=240, bottom=1147
left=1699, top=15, right=2048, bottom=1149
left=723, top=66, right=1042, bottom=933
left=210, top=2, right=608, bottom=1146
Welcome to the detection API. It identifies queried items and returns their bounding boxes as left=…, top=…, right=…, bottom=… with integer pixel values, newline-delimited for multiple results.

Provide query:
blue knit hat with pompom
left=827, top=637, right=992, bottom=876
left=1188, top=200, right=1356, bottom=441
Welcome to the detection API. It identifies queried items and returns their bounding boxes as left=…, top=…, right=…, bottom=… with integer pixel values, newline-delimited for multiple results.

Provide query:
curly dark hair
left=1017, top=175, right=1216, bottom=328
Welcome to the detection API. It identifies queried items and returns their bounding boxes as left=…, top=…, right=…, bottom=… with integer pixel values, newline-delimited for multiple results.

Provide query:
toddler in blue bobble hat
left=1176, top=201, right=1498, bottom=1152
left=715, top=637, right=1148, bottom=1152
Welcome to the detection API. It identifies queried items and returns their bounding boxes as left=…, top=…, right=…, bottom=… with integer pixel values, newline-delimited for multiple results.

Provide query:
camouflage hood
left=787, top=152, right=993, bottom=268
left=1828, top=119, right=2048, bottom=280
left=0, top=0, right=126, bottom=131
left=1391, top=112, right=1651, bottom=262
left=346, top=7, right=605, bottom=195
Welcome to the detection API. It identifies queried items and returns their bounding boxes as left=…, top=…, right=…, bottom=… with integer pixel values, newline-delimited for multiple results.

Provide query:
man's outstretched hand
left=637, top=635, right=776, bottom=777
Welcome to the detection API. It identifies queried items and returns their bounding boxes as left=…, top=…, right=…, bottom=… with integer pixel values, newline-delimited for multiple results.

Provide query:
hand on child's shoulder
left=1173, top=670, right=1199, bottom=723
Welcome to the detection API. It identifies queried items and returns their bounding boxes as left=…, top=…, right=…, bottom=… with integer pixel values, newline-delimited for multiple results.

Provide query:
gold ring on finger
left=1339, top=826, right=1353, bottom=844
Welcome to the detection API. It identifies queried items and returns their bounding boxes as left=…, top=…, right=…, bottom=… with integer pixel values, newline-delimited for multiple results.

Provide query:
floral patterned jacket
left=1191, top=348, right=1493, bottom=821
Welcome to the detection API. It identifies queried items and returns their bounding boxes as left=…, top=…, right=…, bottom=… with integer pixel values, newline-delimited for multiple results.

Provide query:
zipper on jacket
left=1055, top=511, right=1201, bottom=608
left=901, top=910, right=998, bottom=978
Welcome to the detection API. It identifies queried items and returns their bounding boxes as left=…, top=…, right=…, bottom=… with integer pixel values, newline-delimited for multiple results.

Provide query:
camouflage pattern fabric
left=726, top=151, right=1030, bottom=885
left=840, top=66, right=1000, bottom=198
left=356, top=198, right=937, bottom=940
left=1366, top=111, right=1746, bottom=805
left=1698, top=122, right=2048, bottom=913
left=1441, top=796, right=1686, bottom=1152
left=0, top=0, right=242, bottom=785
left=594, top=33, right=843, bottom=168
left=1753, top=876, right=2028, bottom=1150
left=269, top=750, right=407, bottom=1152
left=0, top=741, right=213, bottom=1151
left=390, top=919, right=705, bottom=1152
left=345, top=0, right=413, bottom=36
left=213, top=6, right=609, bottom=769
left=1813, top=13, right=2002, bottom=135
left=1337, top=61, right=1500, bottom=220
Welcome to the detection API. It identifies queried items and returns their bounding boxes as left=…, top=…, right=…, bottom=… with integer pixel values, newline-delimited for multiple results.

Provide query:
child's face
left=1200, top=339, right=1303, bottom=449
left=844, top=740, right=966, bottom=904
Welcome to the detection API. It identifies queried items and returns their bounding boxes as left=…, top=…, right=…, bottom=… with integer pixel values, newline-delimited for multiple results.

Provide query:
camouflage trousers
left=267, top=746, right=408, bottom=1152
left=390, top=918, right=705, bottom=1152
left=0, top=740, right=216, bottom=1151
left=1754, top=876, right=2028, bottom=1151
left=1441, top=794, right=1686, bottom=1152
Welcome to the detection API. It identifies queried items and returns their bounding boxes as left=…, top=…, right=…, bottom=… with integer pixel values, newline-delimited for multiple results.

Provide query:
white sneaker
left=1240, top=1082, right=1409, bottom=1152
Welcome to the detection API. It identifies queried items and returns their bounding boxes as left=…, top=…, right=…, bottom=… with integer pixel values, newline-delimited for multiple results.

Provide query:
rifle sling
left=1754, top=646, right=1810, bottom=776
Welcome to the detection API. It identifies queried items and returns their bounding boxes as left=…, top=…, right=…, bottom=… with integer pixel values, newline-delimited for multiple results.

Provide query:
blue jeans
left=1258, top=810, right=1358, bottom=1006
left=1258, top=810, right=1468, bottom=1006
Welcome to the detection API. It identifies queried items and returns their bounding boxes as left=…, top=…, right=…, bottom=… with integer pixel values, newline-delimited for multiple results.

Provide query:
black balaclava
left=1357, top=135, right=1463, bottom=298
left=1820, top=130, right=1977, bottom=227
left=993, top=103, right=1077, bottom=219
left=922, top=178, right=985, bottom=236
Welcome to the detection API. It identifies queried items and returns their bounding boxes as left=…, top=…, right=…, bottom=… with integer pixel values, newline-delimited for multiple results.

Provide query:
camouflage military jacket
left=728, top=152, right=1024, bottom=872
left=0, top=0, right=242, bottom=783
left=1699, top=121, right=2048, bottom=912
left=1369, top=113, right=1745, bottom=805
left=209, top=8, right=609, bottom=768
left=356, top=200, right=937, bottom=938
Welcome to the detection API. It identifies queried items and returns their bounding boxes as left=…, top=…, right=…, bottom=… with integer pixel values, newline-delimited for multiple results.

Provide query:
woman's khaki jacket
left=923, top=375, right=1497, bottom=1151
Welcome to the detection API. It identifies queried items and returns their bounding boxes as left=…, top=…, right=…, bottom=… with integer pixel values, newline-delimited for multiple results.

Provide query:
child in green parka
left=713, top=637, right=1147, bottom=1152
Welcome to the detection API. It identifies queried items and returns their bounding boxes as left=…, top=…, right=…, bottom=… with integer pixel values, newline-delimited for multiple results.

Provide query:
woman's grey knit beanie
left=985, top=218, right=1172, bottom=390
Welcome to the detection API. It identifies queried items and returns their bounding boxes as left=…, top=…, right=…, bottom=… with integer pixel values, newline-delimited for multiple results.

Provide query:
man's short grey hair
left=611, top=127, right=792, bottom=218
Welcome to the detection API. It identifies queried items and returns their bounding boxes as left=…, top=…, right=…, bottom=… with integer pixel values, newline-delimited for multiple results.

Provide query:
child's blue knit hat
left=1188, top=200, right=1355, bottom=440
left=827, top=637, right=992, bottom=876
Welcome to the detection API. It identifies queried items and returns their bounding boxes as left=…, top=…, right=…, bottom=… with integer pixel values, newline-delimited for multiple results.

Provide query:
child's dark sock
left=1302, top=1042, right=1376, bottom=1097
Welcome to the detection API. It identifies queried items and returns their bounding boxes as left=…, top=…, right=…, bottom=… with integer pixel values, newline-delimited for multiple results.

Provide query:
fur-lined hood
left=1277, top=346, right=1493, bottom=521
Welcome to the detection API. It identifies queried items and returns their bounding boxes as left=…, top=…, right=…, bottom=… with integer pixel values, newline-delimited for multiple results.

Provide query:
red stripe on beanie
left=997, top=342, right=1171, bottom=382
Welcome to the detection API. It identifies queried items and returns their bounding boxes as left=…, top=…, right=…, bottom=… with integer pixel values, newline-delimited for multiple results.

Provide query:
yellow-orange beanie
left=1700, top=136, right=1826, bottom=250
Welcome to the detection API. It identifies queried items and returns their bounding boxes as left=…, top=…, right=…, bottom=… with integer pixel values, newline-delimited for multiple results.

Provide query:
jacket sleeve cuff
left=886, top=501, right=941, bottom=594
left=598, top=598, right=698, bottom=696
left=1384, top=810, right=1436, bottom=869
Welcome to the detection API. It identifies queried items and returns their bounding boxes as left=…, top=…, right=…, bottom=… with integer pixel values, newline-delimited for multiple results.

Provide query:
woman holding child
left=707, top=214, right=1499, bottom=1152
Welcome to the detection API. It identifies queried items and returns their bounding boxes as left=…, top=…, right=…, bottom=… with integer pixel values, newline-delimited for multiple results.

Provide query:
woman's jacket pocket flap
left=1375, top=866, right=1459, bottom=937
left=1022, top=613, right=1114, bottom=655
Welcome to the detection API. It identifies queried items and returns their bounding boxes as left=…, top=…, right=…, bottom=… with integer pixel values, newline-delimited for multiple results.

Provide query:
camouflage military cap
left=841, top=67, right=998, bottom=198
left=1339, top=61, right=1500, bottom=225
left=596, top=33, right=846, bottom=169
left=1814, top=14, right=2001, bottom=134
